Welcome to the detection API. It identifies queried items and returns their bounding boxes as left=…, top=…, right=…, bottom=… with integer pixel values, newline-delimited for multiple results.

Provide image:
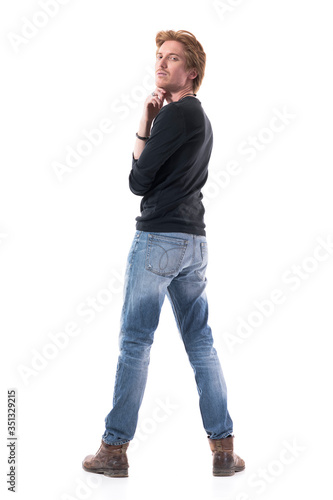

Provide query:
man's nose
left=159, top=57, right=167, bottom=68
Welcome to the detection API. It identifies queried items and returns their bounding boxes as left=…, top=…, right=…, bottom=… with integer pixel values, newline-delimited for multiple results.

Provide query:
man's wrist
left=136, top=132, right=149, bottom=141
left=137, top=118, right=152, bottom=138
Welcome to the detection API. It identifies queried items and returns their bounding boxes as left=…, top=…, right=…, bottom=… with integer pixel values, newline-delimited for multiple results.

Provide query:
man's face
left=155, top=40, right=196, bottom=92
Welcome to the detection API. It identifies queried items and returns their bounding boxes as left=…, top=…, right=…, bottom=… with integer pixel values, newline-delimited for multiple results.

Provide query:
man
left=82, top=29, right=245, bottom=478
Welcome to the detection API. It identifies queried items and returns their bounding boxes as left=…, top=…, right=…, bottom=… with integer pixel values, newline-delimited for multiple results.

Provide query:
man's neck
left=164, top=85, right=196, bottom=104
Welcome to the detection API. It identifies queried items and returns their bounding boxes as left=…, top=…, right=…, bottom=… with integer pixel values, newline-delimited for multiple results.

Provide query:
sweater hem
left=135, top=221, right=206, bottom=237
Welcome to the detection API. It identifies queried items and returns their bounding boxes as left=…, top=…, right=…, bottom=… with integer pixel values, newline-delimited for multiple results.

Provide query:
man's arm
left=133, top=88, right=167, bottom=160
left=129, top=103, right=186, bottom=195
left=133, top=118, right=152, bottom=160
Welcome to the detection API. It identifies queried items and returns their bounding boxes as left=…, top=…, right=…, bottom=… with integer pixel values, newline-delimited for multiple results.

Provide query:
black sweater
left=129, top=96, right=213, bottom=236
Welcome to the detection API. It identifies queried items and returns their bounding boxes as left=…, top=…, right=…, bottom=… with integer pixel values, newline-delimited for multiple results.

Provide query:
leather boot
left=82, top=440, right=129, bottom=478
left=209, top=436, right=245, bottom=476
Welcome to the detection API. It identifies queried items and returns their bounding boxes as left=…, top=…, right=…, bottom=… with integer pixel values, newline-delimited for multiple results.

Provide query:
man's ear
left=188, top=68, right=198, bottom=80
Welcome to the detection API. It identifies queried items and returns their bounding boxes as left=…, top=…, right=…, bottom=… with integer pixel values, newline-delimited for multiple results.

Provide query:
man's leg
left=102, top=231, right=190, bottom=445
left=166, top=235, right=233, bottom=440
left=84, top=230, right=175, bottom=477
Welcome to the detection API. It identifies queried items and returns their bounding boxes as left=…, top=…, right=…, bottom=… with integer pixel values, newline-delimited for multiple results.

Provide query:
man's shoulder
left=160, top=98, right=203, bottom=122
left=153, top=101, right=186, bottom=130
left=173, top=97, right=202, bottom=110
left=159, top=100, right=185, bottom=116
left=153, top=98, right=208, bottom=134
left=176, top=98, right=211, bottom=130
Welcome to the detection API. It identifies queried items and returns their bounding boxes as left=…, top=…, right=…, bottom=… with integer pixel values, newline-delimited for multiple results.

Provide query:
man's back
left=129, top=96, right=213, bottom=236
left=83, top=30, right=244, bottom=480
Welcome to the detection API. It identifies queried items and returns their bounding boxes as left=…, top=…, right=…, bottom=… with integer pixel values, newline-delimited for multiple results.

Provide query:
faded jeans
left=102, top=231, right=233, bottom=445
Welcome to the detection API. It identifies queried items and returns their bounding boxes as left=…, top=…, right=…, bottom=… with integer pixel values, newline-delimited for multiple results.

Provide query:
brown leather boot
left=82, top=440, right=129, bottom=478
left=209, top=436, right=245, bottom=476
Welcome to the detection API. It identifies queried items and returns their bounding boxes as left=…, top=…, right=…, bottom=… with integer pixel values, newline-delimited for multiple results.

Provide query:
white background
left=1, top=1, right=333, bottom=499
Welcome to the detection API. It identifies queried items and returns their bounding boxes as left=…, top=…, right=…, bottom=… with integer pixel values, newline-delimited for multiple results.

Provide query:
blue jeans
left=102, top=231, right=233, bottom=445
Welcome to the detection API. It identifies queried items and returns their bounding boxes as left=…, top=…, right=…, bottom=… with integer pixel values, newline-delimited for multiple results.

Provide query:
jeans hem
left=102, top=436, right=130, bottom=446
left=208, top=432, right=234, bottom=440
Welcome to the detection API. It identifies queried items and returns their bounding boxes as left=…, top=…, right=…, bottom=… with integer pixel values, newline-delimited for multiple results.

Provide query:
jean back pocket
left=145, top=234, right=188, bottom=277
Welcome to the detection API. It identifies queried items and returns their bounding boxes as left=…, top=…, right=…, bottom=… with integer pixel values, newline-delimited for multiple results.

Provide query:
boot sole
left=82, top=464, right=128, bottom=478
left=213, top=465, right=245, bottom=477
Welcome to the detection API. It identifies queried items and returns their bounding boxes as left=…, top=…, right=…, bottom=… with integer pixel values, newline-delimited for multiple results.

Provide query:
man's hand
left=142, top=87, right=167, bottom=123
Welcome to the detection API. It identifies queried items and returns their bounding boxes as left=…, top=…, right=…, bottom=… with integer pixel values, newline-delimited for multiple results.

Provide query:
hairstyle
left=155, top=30, right=206, bottom=94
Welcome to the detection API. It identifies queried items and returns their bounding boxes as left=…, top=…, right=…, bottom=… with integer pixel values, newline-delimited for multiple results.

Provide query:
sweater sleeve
left=129, top=103, right=186, bottom=195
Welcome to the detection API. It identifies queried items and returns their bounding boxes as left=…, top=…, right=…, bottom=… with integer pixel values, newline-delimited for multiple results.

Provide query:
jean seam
left=195, top=240, right=208, bottom=281
left=166, top=287, right=183, bottom=337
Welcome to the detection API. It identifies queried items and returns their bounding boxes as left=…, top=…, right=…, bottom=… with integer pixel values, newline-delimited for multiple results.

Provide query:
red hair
left=155, top=30, right=206, bottom=93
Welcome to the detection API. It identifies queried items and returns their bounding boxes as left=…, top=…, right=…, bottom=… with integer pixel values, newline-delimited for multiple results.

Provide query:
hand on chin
left=156, top=86, right=172, bottom=103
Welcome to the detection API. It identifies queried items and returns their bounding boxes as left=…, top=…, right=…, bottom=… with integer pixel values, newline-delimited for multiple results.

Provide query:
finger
left=151, top=96, right=163, bottom=108
left=152, top=89, right=165, bottom=101
left=156, top=88, right=166, bottom=96
left=151, top=99, right=160, bottom=109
